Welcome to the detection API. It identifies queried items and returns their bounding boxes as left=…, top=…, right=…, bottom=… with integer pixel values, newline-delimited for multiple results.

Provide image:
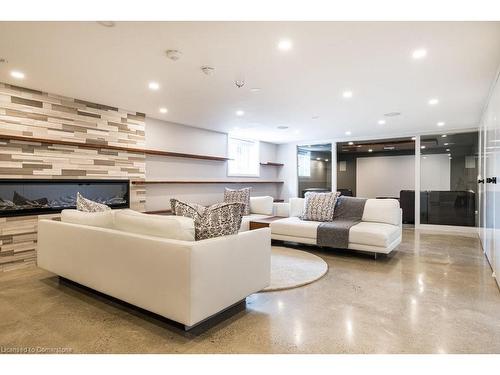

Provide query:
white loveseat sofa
left=269, top=198, right=402, bottom=255
left=37, top=209, right=271, bottom=329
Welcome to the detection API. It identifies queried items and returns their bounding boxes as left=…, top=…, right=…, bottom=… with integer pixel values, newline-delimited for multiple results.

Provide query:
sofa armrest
left=188, top=228, right=271, bottom=326
left=273, top=202, right=290, bottom=217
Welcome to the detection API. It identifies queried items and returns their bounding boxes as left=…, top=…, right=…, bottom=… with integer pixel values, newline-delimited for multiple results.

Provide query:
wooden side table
left=248, top=216, right=286, bottom=230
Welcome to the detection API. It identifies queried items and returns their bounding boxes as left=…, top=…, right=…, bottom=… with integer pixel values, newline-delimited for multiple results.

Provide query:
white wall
left=145, top=118, right=280, bottom=211
left=356, top=155, right=415, bottom=198
left=420, top=154, right=451, bottom=191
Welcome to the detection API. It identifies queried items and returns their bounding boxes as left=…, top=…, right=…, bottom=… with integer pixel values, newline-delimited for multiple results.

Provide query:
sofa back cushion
left=362, top=199, right=400, bottom=226
left=61, top=209, right=114, bottom=228
left=250, top=196, right=274, bottom=215
left=289, top=197, right=305, bottom=217
left=114, top=210, right=195, bottom=241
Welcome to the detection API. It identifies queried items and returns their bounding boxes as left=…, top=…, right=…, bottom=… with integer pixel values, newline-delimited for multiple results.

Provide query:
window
left=297, top=150, right=311, bottom=177
left=227, top=136, right=260, bottom=177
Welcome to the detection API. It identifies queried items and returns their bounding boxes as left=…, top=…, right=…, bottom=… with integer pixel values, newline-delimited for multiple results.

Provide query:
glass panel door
left=419, top=131, right=479, bottom=227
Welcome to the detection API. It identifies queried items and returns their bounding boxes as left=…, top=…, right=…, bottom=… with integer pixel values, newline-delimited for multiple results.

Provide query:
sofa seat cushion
left=240, top=214, right=273, bottom=232
left=61, top=209, right=114, bottom=228
left=349, top=222, right=400, bottom=248
left=270, top=216, right=321, bottom=239
left=114, top=210, right=195, bottom=241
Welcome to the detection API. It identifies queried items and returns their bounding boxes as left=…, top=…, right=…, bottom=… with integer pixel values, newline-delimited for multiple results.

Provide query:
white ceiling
left=1, top=21, right=500, bottom=144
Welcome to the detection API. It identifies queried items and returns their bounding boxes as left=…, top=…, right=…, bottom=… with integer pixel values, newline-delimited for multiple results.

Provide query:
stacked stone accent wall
left=0, top=83, right=146, bottom=271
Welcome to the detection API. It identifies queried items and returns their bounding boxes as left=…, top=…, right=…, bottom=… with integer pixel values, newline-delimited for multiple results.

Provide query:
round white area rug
left=260, top=246, right=329, bottom=292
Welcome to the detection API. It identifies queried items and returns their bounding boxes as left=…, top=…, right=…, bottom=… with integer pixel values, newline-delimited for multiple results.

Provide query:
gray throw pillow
left=76, top=192, right=111, bottom=212
left=223, top=187, right=251, bottom=215
left=171, top=199, right=244, bottom=240
left=301, top=192, right=340, bottom=222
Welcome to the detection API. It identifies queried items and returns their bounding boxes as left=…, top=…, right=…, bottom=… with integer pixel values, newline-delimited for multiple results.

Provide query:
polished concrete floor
left=1, top=228, right=499, bottom=354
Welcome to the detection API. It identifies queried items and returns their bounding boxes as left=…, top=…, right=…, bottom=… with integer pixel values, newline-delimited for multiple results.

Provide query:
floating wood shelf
left=260, top=162, right=284, bottom=167
left=0, top=134, right=230, bottom=162
left=132, top=180, right=284, bottom=185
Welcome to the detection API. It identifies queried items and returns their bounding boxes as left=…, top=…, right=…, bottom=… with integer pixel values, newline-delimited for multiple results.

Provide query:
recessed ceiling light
left=316, top=157, right=321, bottom=161
left=449, top=157, right=453, bottom=160
left=428, top=98, right=439, bottom=105
left=446, top=148, right=450, bottom=152
left=345, top=131, right=352, bottom=136
left=444, top=143, right=449, bottom=146
left=10, top=70, right=25, bottom=79
left=325, top=159, right=329, bottom=162
left=411, top=137, right=416, bottom=141
left=277, top=39, right=293, bottom=51
left=342, top=91, right=353, bottom=99
left=368, top=149, right=373, bottom=153
left=97, top=21, right=116, bottom=27
left=250, top=88, right=261, bottom=92
left=159, top=107, right=168, bottom=114
left=378, top=120, right=386, bottom=125
left=348, top=141, right=354, bottom=145
left=437, top=121, right=445, bottom=127
left=421, top=145, right=426, bottom=149
left=412, top=48, right=427, bottom=59
left=441, top=134, right=447, bottom=138
left=148, top=82, right=160, bottom=90
left=448, top=153, right=451, bottom=156
left=236, top=110, right=245, bottom=117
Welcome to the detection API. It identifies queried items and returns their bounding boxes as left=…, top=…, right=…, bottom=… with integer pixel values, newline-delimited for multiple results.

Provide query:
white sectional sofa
left=238, top=196, right=402, bottom=255
left=37, top=209, right=271, bottom=329
left=269, top=198, right=402, bottom=255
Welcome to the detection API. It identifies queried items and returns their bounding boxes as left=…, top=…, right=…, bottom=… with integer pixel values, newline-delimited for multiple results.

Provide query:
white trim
left=414, top=135, right=420, bottom=226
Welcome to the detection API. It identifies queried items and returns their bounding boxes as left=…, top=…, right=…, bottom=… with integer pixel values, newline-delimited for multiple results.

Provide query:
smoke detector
left=165, top=50, right=182, bottom=61
left=201, top=66, right=216, bottom=76
left=234, top=80, right=245, bottom=88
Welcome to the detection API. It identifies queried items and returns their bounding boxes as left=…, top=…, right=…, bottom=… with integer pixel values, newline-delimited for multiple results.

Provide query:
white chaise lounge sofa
left=37, top=209, right=271, bottom=329
left=269, top=198, right=402, bottom=255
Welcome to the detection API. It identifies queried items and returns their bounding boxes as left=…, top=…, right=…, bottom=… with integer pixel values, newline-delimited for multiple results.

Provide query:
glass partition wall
left=420, top=131, right=479, bottom=227
left=330, top=131, right=480, bottom=229
left=297, top=144, right=332, bottom=197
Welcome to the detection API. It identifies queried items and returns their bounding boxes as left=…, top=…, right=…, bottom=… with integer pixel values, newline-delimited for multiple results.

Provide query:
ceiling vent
left=96, top=21, right=115, bottom=27
left=201, top=66, right=216, bottom=76
left=384, top=112, right=401, bottom=117
left=165, top=50, right=182, bottom=61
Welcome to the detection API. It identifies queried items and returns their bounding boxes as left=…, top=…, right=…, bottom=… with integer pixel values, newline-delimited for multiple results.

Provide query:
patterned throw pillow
left=195, top=202, right=244, bottom=240
left=171, top=199, right=244, bottom=240
left=301, top=192, right=340, bottom=222
left=223, top=187, right=251, bottom=215
left=76, top=192, right=111, bottom=212
left=170, top=198, right=205, bottom=220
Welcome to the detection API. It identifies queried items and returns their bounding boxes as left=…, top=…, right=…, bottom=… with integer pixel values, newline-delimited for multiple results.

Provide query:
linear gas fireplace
left=0, top=179, right=130, bottom=217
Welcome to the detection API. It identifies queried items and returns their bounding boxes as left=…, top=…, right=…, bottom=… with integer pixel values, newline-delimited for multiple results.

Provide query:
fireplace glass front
left=0, top=179, right=130, bottom=217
